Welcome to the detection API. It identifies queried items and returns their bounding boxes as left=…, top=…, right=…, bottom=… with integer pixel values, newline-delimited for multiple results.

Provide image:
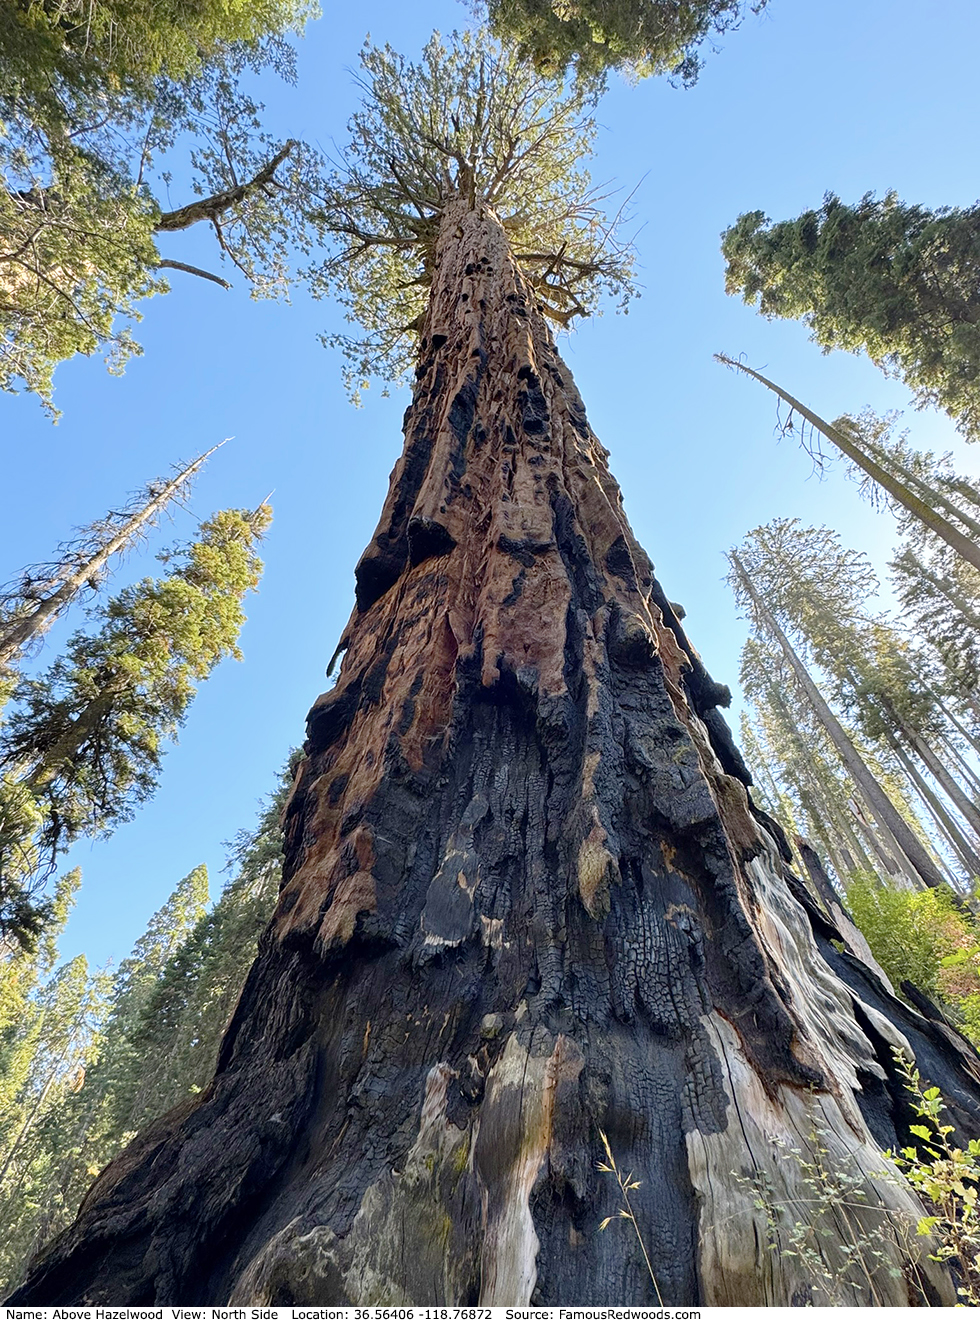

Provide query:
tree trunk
left=717, top=358, right=980, bottom=573
left=940, top=730, right=980, bottom=797
left=847, top=793, right=921, bottom=889
left=878, top=694, right=980, bottom=840
left=755, top=675, right=878, bottom=879
left=900, top=551, right=980, bottom=633
left=882, top=727, right=980, bottom=882
left=15, top=200, right=980, bottom=1307
left=730, top=553, right=951, bottom=893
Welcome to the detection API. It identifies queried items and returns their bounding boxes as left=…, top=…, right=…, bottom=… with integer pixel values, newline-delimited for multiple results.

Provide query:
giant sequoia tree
left=14, top=34, right=980, bottom=1307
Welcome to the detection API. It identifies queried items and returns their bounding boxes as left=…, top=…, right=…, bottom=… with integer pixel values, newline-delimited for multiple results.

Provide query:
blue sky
left=4, top=0, right=979, bottom=969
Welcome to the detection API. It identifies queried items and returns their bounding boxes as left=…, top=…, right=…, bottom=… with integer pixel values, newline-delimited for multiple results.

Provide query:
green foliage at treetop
left=307, top=28, right=638, bottom=399
left=0, top=505, right=270, bottom=950
left=486, top=0, right=768, bottom=83
left=1, top=0, right=322, bottom=413
left=722, top=192, right=980, bottom=440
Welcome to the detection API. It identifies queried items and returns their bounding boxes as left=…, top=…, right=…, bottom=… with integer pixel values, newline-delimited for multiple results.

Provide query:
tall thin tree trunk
left=717, top=359, right=980, bottom=573
left=847, top=793, right=922, bottom=889
left=884, top=729, right=980, bottom=881
left=15, top=201, right=980, bottom=1308
left=909, top=672, right=980, bottom=763
left=791, top=778, right=846, bottom=878
left=730, top=553, right=950, bottom=893
left=758, top=677, right=876, bottom=878
left=0, top=447, right=221, bottom=669
left=940, top=730, right=980, bottom=797
left=877, top=694, right=980, bottom=839
left=899, top=550, right=980, bottom=632
left=23, top=688, right=121, bottom=792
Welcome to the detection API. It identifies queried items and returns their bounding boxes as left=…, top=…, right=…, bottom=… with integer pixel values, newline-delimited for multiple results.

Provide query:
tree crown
left=721, top=191, right=980, bottom=440
left=485, top=0, right=767, bottom=83
left=1, top=2, right=322, bottom=412
left=306, top=28, right=637, bottom=398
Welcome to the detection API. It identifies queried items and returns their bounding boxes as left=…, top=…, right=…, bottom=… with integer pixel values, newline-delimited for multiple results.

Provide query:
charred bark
left=14, top=200, right=980, bottom=1307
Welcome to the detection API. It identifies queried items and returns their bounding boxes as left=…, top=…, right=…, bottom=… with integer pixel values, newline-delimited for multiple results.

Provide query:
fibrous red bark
left=14, top=200, right=980, bottom=1307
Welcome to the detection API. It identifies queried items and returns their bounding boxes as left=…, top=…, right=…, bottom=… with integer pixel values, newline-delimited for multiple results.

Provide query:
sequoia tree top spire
left=307, top=28, right=637, bottom=396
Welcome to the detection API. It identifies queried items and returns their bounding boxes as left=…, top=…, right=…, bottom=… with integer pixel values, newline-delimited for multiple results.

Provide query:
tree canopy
left=306, top=28, right=637, bottom=398
left=0, top=0, right=321, bottom=412
left=485, top=0, right=768, bottom=83
left=721, top=192, right=980, bottom=440
left=0, top=505, right=270, bottom=949
left=0, top=446, right=221, bottom=672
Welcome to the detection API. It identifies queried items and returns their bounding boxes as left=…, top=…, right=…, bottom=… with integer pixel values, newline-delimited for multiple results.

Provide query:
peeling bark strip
left=15, top=200, right=980, bottom=1307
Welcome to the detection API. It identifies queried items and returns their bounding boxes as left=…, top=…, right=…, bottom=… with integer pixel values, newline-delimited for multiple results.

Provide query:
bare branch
left=155, top=141, right=297, bottom=233
left=155, top=259, right=232, bottom=289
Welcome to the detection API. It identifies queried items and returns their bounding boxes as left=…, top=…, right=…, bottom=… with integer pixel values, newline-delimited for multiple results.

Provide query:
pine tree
left=892, top=547, right=980, bottom=722
left=728, top=540, right=954, bottom=892
left=124, top=772, right=288, bottom=1125
left=0, top=505, right=270, bottom=949
left=0, top=953, right=113, bottom=1292
left=0, top=866, right=207, bottom=1295
left=731, top=522, right=980, bottom=886
left=0, top=870, right=81, bottom=1131
left=16, top=34, right=980, bottom=1307
left=739, top=641, right=883, bottom=884
left=715, top=357, right=980, bottom=572
left=721, top=193, right=980, bottom=440
left=0, top=446, right=222, bottom=671
left=0, top=768, right=285, bottom=1297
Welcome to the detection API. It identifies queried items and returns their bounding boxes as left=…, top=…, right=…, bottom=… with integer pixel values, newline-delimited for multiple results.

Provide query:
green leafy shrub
left=845, top=874, right=980, bottom=1029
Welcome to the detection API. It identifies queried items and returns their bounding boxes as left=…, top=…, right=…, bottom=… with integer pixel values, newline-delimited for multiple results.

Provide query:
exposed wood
left=15, top=200, right=980, bottom=1307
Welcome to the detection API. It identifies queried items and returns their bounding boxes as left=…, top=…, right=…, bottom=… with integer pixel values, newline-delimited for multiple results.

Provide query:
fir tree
left=721, top=193, right=980, bottom=440
left=732, top=521, right=980, bottom=888
left=892, top=546, right=980, bottom=722
left=0, top=505, right=270, bottom=949
left=0, top=953, right=113, bottom=1292
left=715, top=357, right=980, bottom=573
left=0, top=772, right=286, bottom=1295
left=0, top=445, right=222, bottom=671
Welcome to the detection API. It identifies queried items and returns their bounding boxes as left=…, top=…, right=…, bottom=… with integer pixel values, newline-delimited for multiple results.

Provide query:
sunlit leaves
left=0, top=1, right=320, bottom=409
left=487, top=0, right=767, bottom=83
left=0, top=507, right=270, bottom=944
left=304, top=29, right=637, bottom=399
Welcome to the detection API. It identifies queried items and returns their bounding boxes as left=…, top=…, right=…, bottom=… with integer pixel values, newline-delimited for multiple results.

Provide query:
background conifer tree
left=0, top=505, right=270, bottom=950
left=0, top=771, right=286, bottom=1297
left=721, top=193, right=980, bottom=439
